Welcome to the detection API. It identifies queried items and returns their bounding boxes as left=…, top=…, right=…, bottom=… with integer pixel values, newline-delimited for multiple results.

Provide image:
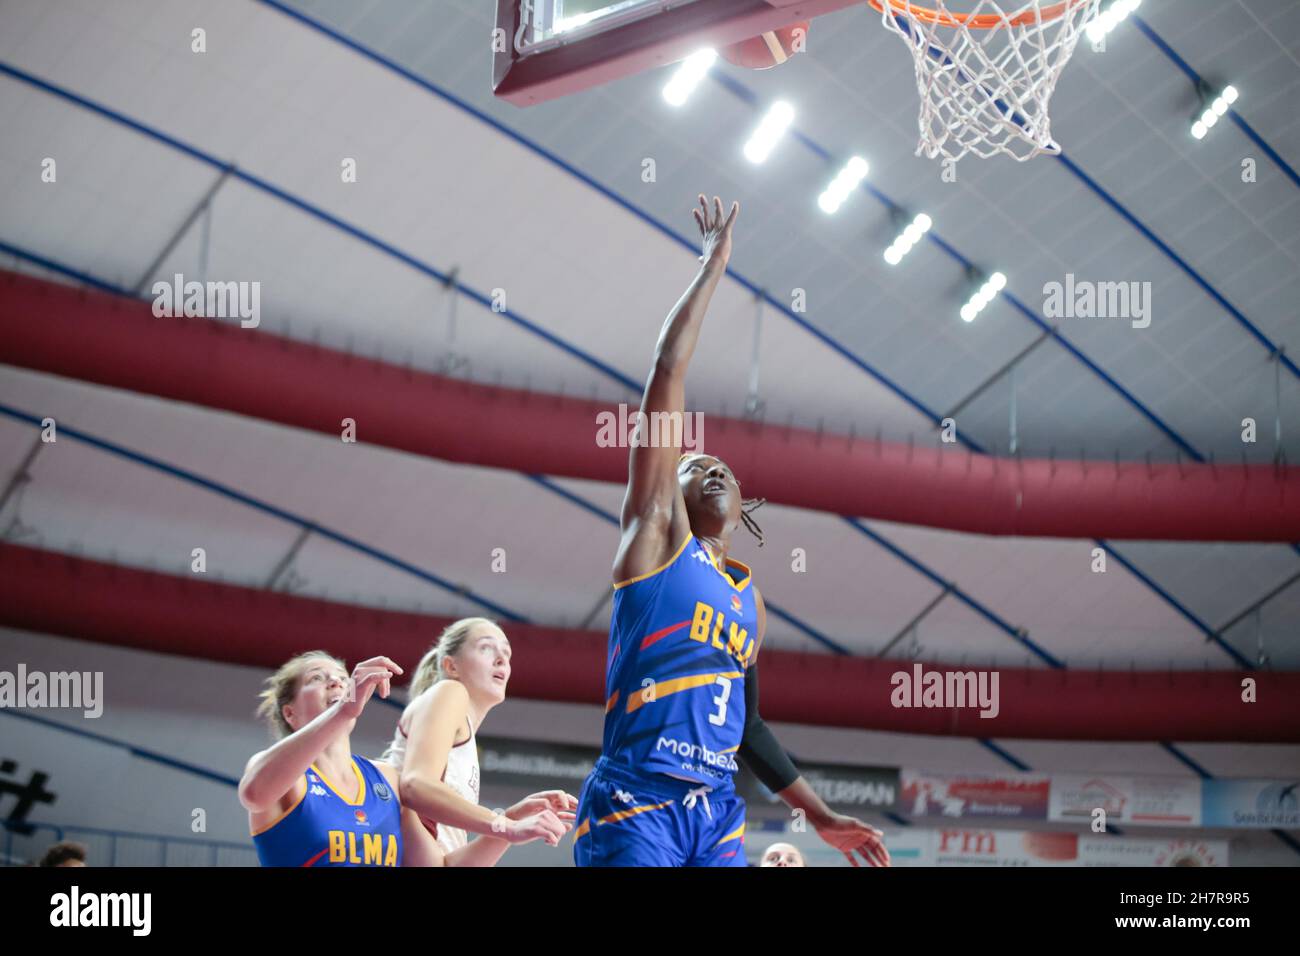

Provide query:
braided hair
left=678, top=453, right=766, bottom=547
left=740, top=494, right=766, bottom=548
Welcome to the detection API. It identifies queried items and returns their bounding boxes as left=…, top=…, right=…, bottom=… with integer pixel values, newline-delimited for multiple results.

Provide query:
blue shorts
left=573, top=757, right=748, bottom=867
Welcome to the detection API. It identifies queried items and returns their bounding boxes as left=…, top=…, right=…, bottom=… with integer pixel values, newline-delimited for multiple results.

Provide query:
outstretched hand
left=814, top=813, right=892, bottom=868
left=693, top=194, right=739, bottom=267
left=506, top=790, right=579, bottom=830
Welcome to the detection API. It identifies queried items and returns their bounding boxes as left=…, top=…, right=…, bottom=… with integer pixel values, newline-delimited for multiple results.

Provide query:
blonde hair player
left=241, top=651, right=430, bottom=866
left=386, top=617, right=576, bottom=864
left=572, top=195, right=890, bottom=868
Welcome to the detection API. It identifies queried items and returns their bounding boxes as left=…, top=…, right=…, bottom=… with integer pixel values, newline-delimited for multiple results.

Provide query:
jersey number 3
left=709, top=676, right=732, bottom=726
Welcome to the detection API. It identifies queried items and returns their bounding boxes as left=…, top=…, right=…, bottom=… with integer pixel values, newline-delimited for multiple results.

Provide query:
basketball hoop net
left=869, top=0, right=1102, bottom=162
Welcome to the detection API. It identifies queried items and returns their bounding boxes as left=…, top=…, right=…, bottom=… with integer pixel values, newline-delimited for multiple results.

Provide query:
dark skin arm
left=613, top=195, right=739, bottom=585
left=744, top=587, right=892, bottom=868
left=609, top=196, right=887, bottom=867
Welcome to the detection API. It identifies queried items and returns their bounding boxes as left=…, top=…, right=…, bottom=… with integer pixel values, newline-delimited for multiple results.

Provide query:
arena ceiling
left=2, top=0, right=1298, bottom=692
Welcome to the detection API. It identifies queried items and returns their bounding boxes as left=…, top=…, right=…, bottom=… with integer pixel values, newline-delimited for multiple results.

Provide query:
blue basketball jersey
left=602, top=533, right=759, bottom=786
left=252, top=755, right=402, bottom=867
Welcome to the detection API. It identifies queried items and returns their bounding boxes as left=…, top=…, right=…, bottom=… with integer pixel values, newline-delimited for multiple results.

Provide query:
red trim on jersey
left=639, top=619, right=689, bottom=651
left=451, top=716, right=474, bottom=748
left=302, top=847, right=329, bottom=867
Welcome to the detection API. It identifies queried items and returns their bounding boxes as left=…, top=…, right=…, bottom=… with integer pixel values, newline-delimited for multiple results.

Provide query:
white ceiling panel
left=865, top=518, right=1228, bottom=668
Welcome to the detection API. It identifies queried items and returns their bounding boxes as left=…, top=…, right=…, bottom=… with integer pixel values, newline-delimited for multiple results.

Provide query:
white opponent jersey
left=388, top=707, right=481, bottom=855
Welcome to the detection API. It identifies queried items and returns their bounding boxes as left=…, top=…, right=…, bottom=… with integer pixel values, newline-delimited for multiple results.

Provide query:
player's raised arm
left=615, top=195, right=738, bottom=582
left=239, top=655, right=400, bottom=813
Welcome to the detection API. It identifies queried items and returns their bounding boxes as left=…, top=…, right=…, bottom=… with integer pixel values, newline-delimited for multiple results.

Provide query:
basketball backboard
left=493, top=0, right=858, bottom=106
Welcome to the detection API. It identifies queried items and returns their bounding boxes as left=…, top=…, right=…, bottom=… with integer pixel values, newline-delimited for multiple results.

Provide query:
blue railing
left=1, top=819, right=258, bottom=867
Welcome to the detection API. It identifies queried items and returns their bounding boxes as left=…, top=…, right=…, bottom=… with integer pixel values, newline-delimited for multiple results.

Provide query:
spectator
left=760, top=841, right=806, bottom=867
left=38, top=840, right=87, bottom=867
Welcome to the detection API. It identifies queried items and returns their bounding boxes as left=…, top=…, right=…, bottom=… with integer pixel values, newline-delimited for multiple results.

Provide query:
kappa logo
left=613, top=788, right=637, bottom=805
left=691, top=549, right=712, bottom=565
left=309, top=784, right=327, bottom=797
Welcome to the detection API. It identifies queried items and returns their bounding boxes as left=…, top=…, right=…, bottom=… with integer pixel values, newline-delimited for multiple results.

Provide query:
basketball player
left=241, top=651, right=416, bottom=866
left=760, top=842, right=807, bottom=867
left=388, top=617, right=575, bottom=865
left=573, top=195, right=891, bottom=868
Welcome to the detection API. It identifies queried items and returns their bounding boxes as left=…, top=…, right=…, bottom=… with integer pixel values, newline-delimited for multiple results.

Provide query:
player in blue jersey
left=242, top=651, right=414, bottom=866
left=573, top=195, right=891, bottom=868
left=243, top=648, right=573, bottom=867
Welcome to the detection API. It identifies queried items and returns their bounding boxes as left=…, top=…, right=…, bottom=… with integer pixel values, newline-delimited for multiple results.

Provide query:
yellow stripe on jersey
left=249, top=778, right=308, bottom=837
left=600, top=800, right=674, bottom=826
left=573, top=799, right=674, bottom=841
left=715, top=822, right=746, bottom=847
left=311, top=759, right=366, bottom=806
left=612, top=533, right=694, bottom=590
left=697, top=542, right=753, bottom=593
left=624, top=670, right=743, bottom=715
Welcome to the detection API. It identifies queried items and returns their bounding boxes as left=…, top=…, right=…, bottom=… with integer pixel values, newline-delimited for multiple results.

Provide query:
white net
left=872, top=0, right=1102, bottom=162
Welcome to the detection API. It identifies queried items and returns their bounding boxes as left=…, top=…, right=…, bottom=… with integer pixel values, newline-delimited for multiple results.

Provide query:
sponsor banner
left=1049, top=774, right=1200, bottom=827
left=929, top=829, right=1228, bottom=867
left=932, top=828, right=1071, bottom=866
left=1082, top=837, right=1227, bottom=868
left=1201, top=778, right=1300, bottom=829
left=900, top=769, right=1050, bottom=820
left=476, top=736, right=598, bottom=791
left=472, top=737, right=1294, bottom=833
left=758, top=826, right=933, bottom=867
left=881, top=826, right=934, bottom=866
left=740, top=762, right=899, bottom=814
left=802, top=764, right=900, bottom=813
left=754, top=822, right=1227, bottom=867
